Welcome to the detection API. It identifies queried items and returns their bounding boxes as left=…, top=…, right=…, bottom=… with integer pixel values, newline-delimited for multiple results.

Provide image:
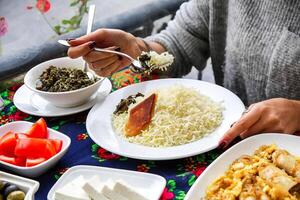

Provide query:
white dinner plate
left=13, top=78, right=112, bottom=117
left=47, top=165, right=166, bottom=200
left=184, top=133, right=300, bottom=199
left=86, top=78, right=245, bottom=160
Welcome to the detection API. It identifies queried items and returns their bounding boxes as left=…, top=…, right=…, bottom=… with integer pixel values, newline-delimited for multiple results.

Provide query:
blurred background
left=0, top=0, right=214, bottom=84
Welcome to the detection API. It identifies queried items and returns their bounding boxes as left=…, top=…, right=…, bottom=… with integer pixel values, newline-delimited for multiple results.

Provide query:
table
left=0, top=69, right=223, bottom=200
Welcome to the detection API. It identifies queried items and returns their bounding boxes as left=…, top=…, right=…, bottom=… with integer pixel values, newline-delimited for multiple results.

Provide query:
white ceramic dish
left=0, top=121, right=71, bottom=177
left=47, top=165, right=166, bottom=200
left=24, top=57, right=104, bottom=108
left=86, top=78, right=245, bottom=160
left=14, top=78, right=112, bottom=117
left=184, top=133, right=300, bottom=199
left=0, top=171, right=39, bottom=200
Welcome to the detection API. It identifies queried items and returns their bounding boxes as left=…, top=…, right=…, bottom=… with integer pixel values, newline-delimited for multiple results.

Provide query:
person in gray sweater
left=67, top=0, right=300, bottom=147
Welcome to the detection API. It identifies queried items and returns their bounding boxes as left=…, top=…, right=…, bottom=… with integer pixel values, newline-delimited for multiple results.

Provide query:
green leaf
left=175, top=191, right=186, bottom=200
left=51, top=125, right=59, bottom=131
left=70, top=0, right=80, bottom=7
left=62, top=19, right=71, bottom=25
left=91, top=143, right=99, bottom=152
left=54, top=25, right=61, bottom=34
left=188, top=175, right=196, bottom=186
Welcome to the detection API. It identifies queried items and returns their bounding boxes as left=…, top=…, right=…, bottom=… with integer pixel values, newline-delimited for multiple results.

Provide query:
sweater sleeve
left=147, top=0, right=210, bottom=77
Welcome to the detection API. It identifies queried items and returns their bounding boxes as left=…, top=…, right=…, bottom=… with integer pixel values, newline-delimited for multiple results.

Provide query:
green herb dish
left=24, top=57, right=104, bottom=108
left=36, top=66, right=97, bottom=92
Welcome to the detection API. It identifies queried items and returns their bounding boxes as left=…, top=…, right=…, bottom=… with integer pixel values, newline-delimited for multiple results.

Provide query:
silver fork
left=0, top=96, right=4, bottom=111
left=58, top=39, right=144, bottom=71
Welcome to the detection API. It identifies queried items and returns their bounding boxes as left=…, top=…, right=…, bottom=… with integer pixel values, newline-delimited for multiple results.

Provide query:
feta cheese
left=113, top=180, right=148, bottom=200
left=82, top=176, right=110, bottom=200
left=102, top=179, right=129, bottom=200
left=55, top=176, right=91, bottom=200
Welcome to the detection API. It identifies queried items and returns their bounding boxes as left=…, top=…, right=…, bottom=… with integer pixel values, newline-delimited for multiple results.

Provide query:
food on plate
left=55, top=175, right=148, bottom=200
left=0, top=180, right=26, bottom=200
left=114, top=93, right=144, bottom=115
left=36, top=66, right=97, bottom=92
left=132, top=51, right=174, bottom=74
left=112, top=85, right=223, bottom=147
left=55, top=176, right=90, bottom=200
left=0, top=118, right=63, bottom=167
left=124, top=93, right=157, bottom=136
left=205, top=145, right=300, bottom=200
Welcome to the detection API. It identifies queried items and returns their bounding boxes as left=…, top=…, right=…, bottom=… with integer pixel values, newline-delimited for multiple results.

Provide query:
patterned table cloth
left=0, top=69, right=223, bottom=200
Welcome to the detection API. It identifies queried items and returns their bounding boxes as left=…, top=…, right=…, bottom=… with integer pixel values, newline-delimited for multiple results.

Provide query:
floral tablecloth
left=0, top=69, right=223, bottom=200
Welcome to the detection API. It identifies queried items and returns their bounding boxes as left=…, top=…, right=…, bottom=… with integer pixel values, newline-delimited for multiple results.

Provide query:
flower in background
left=36, top=0, right=51, bottom=13
left=160, top=188, right=175, bottom=200
left=97, top=148, right=120, bottom=160
left=8, top=111, right=29, bottom=121
left=0, top=17, right=8, bottom=37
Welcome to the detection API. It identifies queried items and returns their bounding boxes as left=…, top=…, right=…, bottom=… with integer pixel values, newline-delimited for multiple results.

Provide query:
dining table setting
left=1, top=3, right=300, bottom=200
left=0, top=66, right=231, bottom=200
left=1, top=54, right=300, bottom=200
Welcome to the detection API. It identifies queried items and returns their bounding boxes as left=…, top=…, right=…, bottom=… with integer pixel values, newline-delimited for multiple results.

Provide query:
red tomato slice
left=0, top=155, right=16, bottom=165
left=0, top=131, right=17, bottom=157
left=15, top=138, right=56, bottom=159
left=0, top=155, right=27, bottom=167
left=26, top=118, right=48, bottom=138
left=49, top=139, right=63, bottom=153
left=26, top=157, right=47, bottom=167
left=15, top=156, right=26, bottom=167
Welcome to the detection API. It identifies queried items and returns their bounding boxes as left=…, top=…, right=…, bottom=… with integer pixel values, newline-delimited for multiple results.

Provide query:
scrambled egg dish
left=206, top=145, right=300, bottom=200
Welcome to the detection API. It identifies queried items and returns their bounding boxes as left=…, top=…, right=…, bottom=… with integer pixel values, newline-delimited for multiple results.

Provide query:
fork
left=58, top=39, right=144, bottom=71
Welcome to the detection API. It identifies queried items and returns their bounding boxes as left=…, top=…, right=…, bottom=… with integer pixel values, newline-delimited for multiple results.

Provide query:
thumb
left=67, top=29, right=107, bottom=46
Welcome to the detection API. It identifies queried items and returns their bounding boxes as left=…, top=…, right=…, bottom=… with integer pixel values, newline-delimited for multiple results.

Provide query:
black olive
left=3, top=185, right=19, bottom=198
left=0, top=181, right=9, bottom=193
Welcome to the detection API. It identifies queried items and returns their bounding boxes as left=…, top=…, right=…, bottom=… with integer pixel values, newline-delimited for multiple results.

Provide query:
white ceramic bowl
left=0, top=121, right=71, bottom=177
left=24, top=57, right=103, bottom=108
left=1, top=171, right=39, bottom=200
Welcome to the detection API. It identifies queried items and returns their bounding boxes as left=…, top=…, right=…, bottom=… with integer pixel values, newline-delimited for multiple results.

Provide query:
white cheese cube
left=102, top=179, right=129, bottom=200
left=113, top=180, right=148, bottom=200
left=82, top=176, right=110, bottom=200
left=55, top=176, right=90, bottom=200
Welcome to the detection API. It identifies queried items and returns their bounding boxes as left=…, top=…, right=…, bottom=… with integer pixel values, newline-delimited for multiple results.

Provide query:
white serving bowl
left=24, top=57, right=103, bottom=108
left=0, top=121, right=71, bottom=177
left=1, top=171, right=39, bottom=200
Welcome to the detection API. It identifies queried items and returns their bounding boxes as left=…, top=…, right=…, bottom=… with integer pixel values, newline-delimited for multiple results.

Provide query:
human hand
left=219, top=98, right=300, bottom=148
left=67, top=29, right=142, bottom=76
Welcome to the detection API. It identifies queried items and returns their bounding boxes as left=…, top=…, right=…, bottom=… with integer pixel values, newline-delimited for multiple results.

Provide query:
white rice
left=112, top=85, right=223, bottom=147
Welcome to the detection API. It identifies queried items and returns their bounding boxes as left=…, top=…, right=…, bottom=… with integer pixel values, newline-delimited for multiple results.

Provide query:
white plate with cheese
left=47, top=165, right=166, bottom=200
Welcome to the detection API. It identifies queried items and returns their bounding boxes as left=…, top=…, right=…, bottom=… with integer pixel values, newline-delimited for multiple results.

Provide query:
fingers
left=91, top=60, right=122, bottom=77
left=90, top=56, right=118, bottom=70
left=68, top=41, right=96, bottom=59
left=83, top=46, right=120, bottom=63
left=219, top=104, right=262, bottom=148
left=68, top=29, right=108, bottom=46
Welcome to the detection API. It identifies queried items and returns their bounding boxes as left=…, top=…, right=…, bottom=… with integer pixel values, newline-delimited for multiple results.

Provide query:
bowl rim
left=24, top=57, right=104, bottom=95
left=0, top=121, right=71, bottom=170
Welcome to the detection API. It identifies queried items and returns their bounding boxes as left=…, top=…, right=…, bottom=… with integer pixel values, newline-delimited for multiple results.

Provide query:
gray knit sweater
left=149, top=0, right=300, bottom=105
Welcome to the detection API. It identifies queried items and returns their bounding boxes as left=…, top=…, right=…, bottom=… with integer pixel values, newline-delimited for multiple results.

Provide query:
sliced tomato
left=15, top=138, right=56, bottom=159
left=16, top=133, right=29, bottom=139
left=49, top=139, right=63, bottom=153
left=0, top=131, right=17, bottom=156
left=26, top=118, right=48, bottom=138
left=0, top=155, right=26, bottom=166
left=0, top=155, right=16, bottom=165
left=26, top=157, right=47, bottom=167
left=15, top=156, right=26, bottom=166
